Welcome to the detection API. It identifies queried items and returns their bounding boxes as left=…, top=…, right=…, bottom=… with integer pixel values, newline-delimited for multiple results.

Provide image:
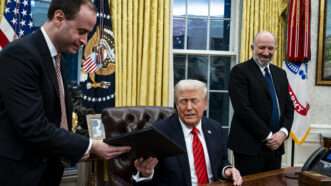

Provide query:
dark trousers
left=234, top=150, right=282, bottom=176
left=0, top=157, right=64, bottom=186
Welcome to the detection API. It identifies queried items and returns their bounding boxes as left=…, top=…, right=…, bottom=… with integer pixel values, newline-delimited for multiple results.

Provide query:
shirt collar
left=178, top=117, right=203, bottom=138
left=41, top=26, right=58, bottom=59
left=253, top=58, right=270, bottom=75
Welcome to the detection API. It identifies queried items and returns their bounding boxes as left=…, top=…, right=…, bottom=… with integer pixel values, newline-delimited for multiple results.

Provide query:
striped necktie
left=55, top=54, right=68, bottom=130
left=191, top=127, right=208, bottom=184
left=264, top=67, right=279, bottom=132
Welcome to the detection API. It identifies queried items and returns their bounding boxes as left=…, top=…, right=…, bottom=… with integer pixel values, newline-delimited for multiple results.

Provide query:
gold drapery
left=110, top=0, right=171, bottom=106
left=0, top=0, right=5, bottom=21
left=240, top=0, right=288, bottom=67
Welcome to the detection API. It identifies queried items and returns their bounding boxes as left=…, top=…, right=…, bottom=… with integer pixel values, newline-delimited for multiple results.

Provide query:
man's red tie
left=55, top=54, right=68, bottom=130
left=191, top=127, right=208, bottom=184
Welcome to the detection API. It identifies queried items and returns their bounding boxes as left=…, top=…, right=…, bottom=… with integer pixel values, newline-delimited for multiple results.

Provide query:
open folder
left=104, top=126, right=186, bottom=159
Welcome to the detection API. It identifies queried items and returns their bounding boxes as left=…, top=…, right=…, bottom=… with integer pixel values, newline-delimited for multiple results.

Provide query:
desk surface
left=208, top=167, right=301, bottom=186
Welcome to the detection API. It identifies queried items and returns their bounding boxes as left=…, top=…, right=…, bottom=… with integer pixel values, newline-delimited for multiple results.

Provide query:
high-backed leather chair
left=93, top=106, right=175, bottom=186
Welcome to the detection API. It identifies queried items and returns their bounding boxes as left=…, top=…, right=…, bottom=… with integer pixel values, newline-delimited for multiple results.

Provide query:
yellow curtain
left=0, top=0, right=5, bottom=21
left=240, top=0, right=288, bottom=67
left=110, top=0, right=171, bottom=107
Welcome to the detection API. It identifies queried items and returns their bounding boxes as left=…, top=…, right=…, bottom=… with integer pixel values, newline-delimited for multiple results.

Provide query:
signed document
left=104, top=126, right=185, bottom=159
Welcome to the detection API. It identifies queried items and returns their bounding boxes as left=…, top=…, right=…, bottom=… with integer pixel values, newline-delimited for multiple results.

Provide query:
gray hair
left=174, top=79, right=208, bottom=101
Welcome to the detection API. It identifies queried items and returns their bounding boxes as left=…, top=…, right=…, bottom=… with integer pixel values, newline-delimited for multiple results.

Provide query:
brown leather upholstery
left=96, top=106, right=175, bottom=186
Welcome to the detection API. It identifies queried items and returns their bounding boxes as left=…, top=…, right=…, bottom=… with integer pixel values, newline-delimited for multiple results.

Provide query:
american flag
left=82, top=53, right=97, bottom=73
left=0, top=0, right=34, bottom=50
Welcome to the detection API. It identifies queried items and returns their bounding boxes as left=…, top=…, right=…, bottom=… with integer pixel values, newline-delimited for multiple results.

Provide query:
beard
left=253, top=55, right=272, bottom=67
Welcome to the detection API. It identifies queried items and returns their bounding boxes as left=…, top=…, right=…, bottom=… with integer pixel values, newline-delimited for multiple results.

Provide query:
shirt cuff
left=280, top=127, right=288, bottom=137
left=84, top=138, right=93, bottom=156
left=80, top=139, right=92, bottom=160
left=132, top=170, right=154, bottom=182
left=264, top=132, right=273, bottom=141
left=222, top=165, right=233, bottom=178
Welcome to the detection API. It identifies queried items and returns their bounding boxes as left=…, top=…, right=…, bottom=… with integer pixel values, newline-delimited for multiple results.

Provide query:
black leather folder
left=104, top=126, right=186, bottom=159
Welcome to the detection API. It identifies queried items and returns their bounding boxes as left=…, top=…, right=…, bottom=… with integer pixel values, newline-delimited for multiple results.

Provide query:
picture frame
left=86, top=114, right=106, bottom=140
left=317, top=0, right=331, bottom=85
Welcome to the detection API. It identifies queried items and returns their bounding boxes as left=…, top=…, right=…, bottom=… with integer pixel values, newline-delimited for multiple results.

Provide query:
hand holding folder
left=103, top=126, right=185, bottom=159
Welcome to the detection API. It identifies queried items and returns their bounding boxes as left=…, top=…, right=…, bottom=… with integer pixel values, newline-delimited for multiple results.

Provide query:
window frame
left=171, top=0, right=242, bottom=129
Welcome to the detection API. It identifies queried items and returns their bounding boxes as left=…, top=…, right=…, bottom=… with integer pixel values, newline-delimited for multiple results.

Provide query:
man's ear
left=175, top=103, right=179, bottom=111
left=204, top=104, right=208, bottom=111
left=53, top=9, right=65, bottom=25
left=203, top=99, right=208, bottom=111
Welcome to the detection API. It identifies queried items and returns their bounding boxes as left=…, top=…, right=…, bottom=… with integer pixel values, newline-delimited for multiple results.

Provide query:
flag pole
left=291, top=139, right=295, bottom=166
left=285, top=139, right=299, bottom=179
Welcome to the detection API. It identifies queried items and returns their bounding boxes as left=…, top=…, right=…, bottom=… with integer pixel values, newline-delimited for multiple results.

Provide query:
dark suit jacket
left=134, top=114, right=230, bottom=186
left=228, top=59, right=294, bottom=156
left=0, top=30, right=89, bottom=185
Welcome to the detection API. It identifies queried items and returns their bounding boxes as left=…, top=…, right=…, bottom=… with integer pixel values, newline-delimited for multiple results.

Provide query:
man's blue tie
left=264, top=67, right=279, bottom=132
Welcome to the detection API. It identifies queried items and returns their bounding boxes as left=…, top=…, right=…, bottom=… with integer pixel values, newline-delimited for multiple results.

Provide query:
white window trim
left=171, top=0, right=242, bottom=130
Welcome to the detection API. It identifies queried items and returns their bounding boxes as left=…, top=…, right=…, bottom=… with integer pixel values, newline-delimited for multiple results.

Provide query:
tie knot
left=191, top=127, right=199, bottom=135
left=264, top=67, right=270, bottom=75
left=55, top=54, right=61, bottom=63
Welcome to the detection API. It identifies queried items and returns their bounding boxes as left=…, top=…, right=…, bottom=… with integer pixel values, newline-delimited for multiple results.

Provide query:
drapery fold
left=110, top=0, right=171, bottom=107
left=0, top=0, right=4, bottom=21
left=240, top=0, right=288, bottom=67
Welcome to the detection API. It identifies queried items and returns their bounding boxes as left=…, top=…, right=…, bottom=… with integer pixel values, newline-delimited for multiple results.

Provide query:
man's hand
left=91, top=139, right=131, bottom=160
left=224, top=167, right=243, bottom=186
left=266, top=131, right=287, bottom=150
left=134, top=157, right=159, bottom=177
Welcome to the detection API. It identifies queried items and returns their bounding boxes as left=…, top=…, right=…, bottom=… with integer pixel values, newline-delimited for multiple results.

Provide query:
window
left=172, top=0, right=239, bottom=128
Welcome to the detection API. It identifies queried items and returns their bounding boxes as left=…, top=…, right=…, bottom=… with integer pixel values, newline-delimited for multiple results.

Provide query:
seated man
left=133, top=79, right=242, bottom=186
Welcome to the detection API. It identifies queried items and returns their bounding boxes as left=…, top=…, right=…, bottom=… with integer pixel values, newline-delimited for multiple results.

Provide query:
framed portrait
left=86, top=114, right=106, bottom=140
left=317, top=0, right=331, bottom=85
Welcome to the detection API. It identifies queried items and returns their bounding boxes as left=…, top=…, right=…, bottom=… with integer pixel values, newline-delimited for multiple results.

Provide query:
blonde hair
left=174, top=79, right=208, bottom=101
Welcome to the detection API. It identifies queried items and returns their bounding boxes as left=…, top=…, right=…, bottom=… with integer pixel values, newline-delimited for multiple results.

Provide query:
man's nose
left=80, top=34, right=88, bottom=46
left=187, top=101, right=195, bottom=110
left=262, top=49, right=270, bottom=55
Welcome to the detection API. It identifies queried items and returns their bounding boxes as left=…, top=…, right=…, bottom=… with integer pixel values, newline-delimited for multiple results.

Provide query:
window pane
left=210, top=56, right=231, bottom=90
left=210, top=19, right=230, bottom=50
left=187, top=18, right=207, bottom=50
left=209, top=92, right=229, bottom=126
left=31, top=0, right=49, bottom=28
left=173, top=0, right=186, bottom=16
left=174, top=55, right=186, bottom=85
left=188, top=0, right=208, bottom=16
left=173, top=18, right=185, bottom=49
left=210, top=0, right=231, bottom=18
left=187, top=55, right=208, bottom=83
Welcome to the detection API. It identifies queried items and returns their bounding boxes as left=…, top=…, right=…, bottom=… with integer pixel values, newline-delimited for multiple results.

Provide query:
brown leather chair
left=91, top=106, right=175, bottom=186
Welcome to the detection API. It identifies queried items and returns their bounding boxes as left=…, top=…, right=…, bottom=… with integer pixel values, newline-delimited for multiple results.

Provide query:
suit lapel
left=202, top=118, right=217, bottom=180
left=269, top=65, right=282, bottom=99
left=171, top=116, right=191, bottom=186
left=33, top=30, right=60, bottom=99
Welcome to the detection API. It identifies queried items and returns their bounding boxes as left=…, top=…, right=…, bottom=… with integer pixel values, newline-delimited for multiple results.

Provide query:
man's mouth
left=185, top=113, right=195, bottom=117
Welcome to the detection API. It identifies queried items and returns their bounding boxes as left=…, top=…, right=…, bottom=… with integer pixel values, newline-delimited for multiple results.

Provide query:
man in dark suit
left=0, top=1, right=130, bottom=186
left=133, top=79, right=242, bottom=186
left=228, top=31, right=294, bottom=176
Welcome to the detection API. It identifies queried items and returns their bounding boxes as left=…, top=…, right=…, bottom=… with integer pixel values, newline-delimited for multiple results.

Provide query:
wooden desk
left=208, top=167, right=301, bottom=186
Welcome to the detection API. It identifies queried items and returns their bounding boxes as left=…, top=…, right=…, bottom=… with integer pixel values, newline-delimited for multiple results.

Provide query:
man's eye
left=180, top=100, right=187, bottom=104
left=192, top=99, right=200, bottom=104
left=78, top=29, right=87, bottom=35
